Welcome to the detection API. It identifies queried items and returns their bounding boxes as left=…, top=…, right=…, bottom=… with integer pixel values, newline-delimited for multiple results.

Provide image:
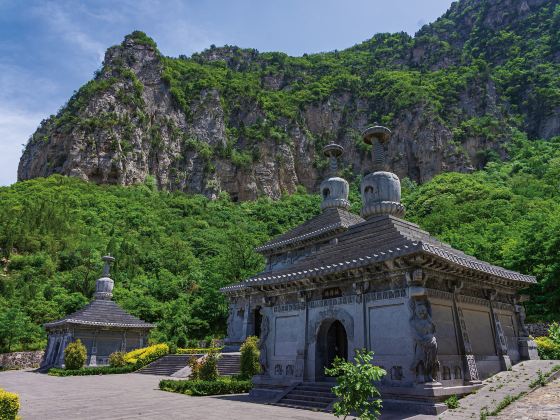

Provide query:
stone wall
left=0, top=351, right=44, bottom=369
left=526, top=323, right=551, bottom=337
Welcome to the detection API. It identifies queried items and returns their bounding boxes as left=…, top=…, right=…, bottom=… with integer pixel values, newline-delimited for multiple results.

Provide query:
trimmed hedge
left=0, top=388, right=20, bottom=420
left=176, top=347, right=223, bottom=355
left=159, top=377, right=252, bottom=396
left=48, top=365, right=136, bottom=376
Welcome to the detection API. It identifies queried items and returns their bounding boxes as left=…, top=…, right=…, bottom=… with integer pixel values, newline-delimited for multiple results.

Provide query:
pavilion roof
left=255, top=207, right=365, bottom=254
left=221, top=214, right=536, bottom=293
left=44, top=299, right=155, bottom=329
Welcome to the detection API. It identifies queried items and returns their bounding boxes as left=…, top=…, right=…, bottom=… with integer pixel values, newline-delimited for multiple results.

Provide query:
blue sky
left=0, top=0, right=454, bottom=186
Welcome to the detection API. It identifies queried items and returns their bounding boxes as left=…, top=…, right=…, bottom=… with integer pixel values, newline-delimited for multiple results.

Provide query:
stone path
left=440, top=360, right=560, bottom=419
left=495, top=377, right=560, bottom=420
left=0, top=370, right=425, bottom=419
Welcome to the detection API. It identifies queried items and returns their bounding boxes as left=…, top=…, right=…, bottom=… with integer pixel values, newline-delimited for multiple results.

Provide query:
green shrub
left=444, top=395, right=460, bottom=409
left=48, top=365, right=136, bottom=376
left=0, top=388, right=19, bottom=420
left=109, top=351, right=126, bottom=367
left=64, top=339, right=87, bottom=370
left=239, top=336, right=260, bottom=379
left=159, top=377, right=252, bottom=396
left=199, top=350, right=219, bottom=381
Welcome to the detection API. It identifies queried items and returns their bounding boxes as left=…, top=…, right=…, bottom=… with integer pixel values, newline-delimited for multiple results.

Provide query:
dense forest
left=1, top=132, right=559, bottom=352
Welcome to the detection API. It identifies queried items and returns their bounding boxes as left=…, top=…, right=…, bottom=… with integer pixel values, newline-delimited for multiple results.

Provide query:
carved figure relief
left=258, top=312, right=270, bottom=374
left=286, top=364, right=294, bottom=376
left=409, top=298, right=439, bottom=383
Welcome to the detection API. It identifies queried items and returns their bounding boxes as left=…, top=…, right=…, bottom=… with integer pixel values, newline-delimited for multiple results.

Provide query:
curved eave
left=255, top=223, right=345, bottom=254
left=221, top=241, right=535, bottom=293
left=44, top=319, right=155, bottom=329
left=421, top=243, right=536, bottom=284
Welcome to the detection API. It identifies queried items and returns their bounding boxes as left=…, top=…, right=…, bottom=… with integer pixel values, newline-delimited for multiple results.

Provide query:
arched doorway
left=316, top=319, right=348, bottom=381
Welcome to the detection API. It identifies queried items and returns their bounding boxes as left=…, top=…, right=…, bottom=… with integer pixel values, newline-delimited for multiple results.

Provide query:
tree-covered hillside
left=2, top=133, right=559, bottom=351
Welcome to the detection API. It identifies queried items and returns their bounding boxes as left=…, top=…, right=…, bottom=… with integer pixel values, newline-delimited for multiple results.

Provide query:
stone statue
left=258, top=313, right=270, bottom=374
left=226, top=307, right=234, bottom=339
left=409, top=298, right=439, bottom=383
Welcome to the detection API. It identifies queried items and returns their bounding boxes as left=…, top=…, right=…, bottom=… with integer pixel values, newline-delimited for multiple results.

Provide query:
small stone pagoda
left=42, top=256, right=154, bottom=368
left=222, top=126, right=539, bottom=413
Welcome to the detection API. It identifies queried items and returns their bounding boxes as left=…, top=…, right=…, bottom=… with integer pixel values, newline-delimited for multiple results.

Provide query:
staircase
left=217, top=353, right=241, bottom=376
left=272, top=382, right=336, bottom=411
left=136, top=354, right=191, bottom=376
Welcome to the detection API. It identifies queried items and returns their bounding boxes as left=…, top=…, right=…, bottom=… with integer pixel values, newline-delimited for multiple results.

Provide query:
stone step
left=136, top=355, right=191, bottom=376
left=274, top=399, right=329, bottom=409
left=284, top=393, right=333, bottom=403
left=288, top=389, right=335, bottom=398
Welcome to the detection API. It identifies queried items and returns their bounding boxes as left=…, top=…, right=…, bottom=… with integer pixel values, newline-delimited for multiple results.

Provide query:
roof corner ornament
left=360, top=125, right=405, bottom=219
left=362, top=125, right=391, bottom=172
left=102, top=254, right=115, bottom=277
left=95, top=255, right=115, bottom=300
left=319, top=143, right=350, bottom=211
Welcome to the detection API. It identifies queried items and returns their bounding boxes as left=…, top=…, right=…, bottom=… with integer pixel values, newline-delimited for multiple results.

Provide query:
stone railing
left=0, top=350, right=44, bottom=369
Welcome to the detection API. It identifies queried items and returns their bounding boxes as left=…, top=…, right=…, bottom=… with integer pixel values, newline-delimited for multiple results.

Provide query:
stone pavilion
left=42, top=256, right=154, bottom=368
left=221, top=125, right=539, bottom=413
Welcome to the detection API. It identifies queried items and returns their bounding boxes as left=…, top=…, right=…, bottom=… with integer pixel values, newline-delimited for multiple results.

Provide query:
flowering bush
left=0, top=388, right=19, bottom=420
left=124, top=343, right=169, bottom=368
left=535, top=322, right=560, bottom=360
left=109, top=351, right=127, bottom=367
left=176, top=347, right=223, bottom=355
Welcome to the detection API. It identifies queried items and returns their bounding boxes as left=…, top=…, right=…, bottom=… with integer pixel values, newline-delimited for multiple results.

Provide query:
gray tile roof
left=44, top=299, right=155, bottom=329
left=255, top=208, right=365, bottom=253
left=221, top=214, right=536, bottom=292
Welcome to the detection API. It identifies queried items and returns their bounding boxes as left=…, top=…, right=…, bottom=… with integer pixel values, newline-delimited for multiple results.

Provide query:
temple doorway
left=254, top=307, right=262, bottom=338
left=316, top=319, right=348, bottom=381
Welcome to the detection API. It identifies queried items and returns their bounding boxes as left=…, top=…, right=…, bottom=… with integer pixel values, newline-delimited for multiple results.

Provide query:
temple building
left=221, top=126, right=539, bottom=413
left=42, top=256, right=154, bottom=368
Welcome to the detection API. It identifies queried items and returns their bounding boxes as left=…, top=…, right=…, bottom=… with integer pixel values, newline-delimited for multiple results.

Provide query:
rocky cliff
left=18, top=0, right=560, bottom=200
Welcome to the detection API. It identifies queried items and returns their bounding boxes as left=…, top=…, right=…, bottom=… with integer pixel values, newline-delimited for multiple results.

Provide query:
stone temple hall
left=42, top=256, right=154, bottom=368
left=221, top=125, right=539, bottom=413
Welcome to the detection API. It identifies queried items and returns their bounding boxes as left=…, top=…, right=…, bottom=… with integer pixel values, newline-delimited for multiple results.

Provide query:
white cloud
left=31, top=1, right=107, bottom=62
left=0, top=106, right=43, bottom=186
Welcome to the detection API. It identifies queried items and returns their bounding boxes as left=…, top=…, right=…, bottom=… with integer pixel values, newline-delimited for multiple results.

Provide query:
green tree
left=0, top=307, right=41, bottom=352
left=324, top=349, right=386, bottom=420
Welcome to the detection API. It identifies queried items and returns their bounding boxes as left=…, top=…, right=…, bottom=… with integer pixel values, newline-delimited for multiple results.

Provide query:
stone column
left=450, top=282, right=481, bottom=385
left=297, top=290, right=311, bottom=381
left=487, top=289, right=512, bottom=371
left=89, top=330, right=98, bottom=367
left=514, top=296, right=539, bottom=360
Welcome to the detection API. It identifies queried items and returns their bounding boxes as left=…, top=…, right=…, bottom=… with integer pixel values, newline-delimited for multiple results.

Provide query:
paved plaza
left=0, top=370, right=431, bottom=420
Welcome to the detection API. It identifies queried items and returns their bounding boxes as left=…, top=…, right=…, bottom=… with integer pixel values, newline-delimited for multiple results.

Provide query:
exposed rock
left=17, top=0, right=560, bottom=200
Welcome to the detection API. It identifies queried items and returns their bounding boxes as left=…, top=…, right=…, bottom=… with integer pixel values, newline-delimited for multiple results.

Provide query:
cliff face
left=18, top=0, right=560, bottom=200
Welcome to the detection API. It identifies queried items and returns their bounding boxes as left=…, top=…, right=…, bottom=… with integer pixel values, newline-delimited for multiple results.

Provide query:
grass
left=444, top=394, right=460, bottom=409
